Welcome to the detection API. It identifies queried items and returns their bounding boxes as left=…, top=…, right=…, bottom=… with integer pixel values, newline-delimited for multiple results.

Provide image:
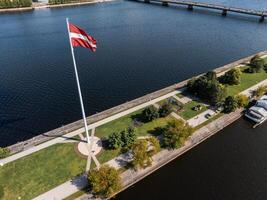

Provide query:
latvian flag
left=68, top=23, right=97, bottom=52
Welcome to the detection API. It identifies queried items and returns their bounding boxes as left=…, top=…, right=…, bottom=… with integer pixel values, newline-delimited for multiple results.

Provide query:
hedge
left=49, top=0, right=91, bottom=5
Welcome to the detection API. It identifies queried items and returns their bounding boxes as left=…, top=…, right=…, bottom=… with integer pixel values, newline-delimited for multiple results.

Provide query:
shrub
left=254, top=85, right=267, bottom=98
left=142, top=106, right=159, bottom=122
left=187, top=71, right=226, bottom=105
left=223, top=96, right=238, bottom=113
left=158, top=103, right=172, bottom=117
left=88, top=165, right=122, bottom=198
left=220, top=67, right=241, bottom=85
left=131, top=137, right=160, bottom=170
left=163, top=120, right=193, bottom=149
left=236, top=94, right=249, bottom=108
left=0, top=147, right=10, bottom=159
left=248, top=55, right=264, bottom=73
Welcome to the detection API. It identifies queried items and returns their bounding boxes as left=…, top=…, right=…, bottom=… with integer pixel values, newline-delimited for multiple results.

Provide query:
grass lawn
left=0, top=143, right=86, bottom=200
left=95, top=110, right=142, bottom=139
left=178, top=100, right=208, bottom=120
left=226, top=67, right=267, bottom=96
left=95, top=109, right=173, bottom=138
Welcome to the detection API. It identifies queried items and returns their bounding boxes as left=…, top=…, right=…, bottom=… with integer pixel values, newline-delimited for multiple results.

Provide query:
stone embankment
left=6, top=50, right=267, bottom=154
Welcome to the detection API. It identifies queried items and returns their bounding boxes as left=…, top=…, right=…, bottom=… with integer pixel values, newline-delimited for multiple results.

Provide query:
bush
left=158, top=103, right=172, bottom=117
left=0, top=147, right=10, bottom=159
left=220, top=68, right=241, bottom=85
left=0, top=0, right=32, bottom=8
left=187, top=71, right=226, bottom=105
left=236, top=94, right=249, bottom=108
left=163, top=120, right=193, bottom=149
left=107, top=127, right=137, bottom=150
left=248, top=55, right=264, bottom=73
left=131, top=137, right=160, bottom=170
left=142, top=106, right=159, bottom=122
left=254, top=85, right=267, bottom=98
left=88, top=165, right=122, bottom=198
left=223, top=96, right=238, bottom=113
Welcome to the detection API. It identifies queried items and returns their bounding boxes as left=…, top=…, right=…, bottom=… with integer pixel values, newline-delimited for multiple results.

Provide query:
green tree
left=142, top=106, right=159, bottom=122
left=88, top=165, right=122, bottom=198
left=158, top=103, right=172, bottom=117
left=108, top=127, right=137, bottom=150
left=223, top=96, right=238, bottom=113
left=107, top=132, right=123, bottom=149
left=254, top=85, right=267, bottom=98
left=236, top=94, right=249, bottom=108
left=131, top=137, right=160, bottom=170
left=0, top=147, right=10, bottom=159
left=220, top=68, right=241, bottom=85
left=187, top=71, right=226, bottom=105
left=248, top=55, right=264, bottom=73
left=121, top=127, right=137, bottom=148
left=163, top=120, right=193, bottom=149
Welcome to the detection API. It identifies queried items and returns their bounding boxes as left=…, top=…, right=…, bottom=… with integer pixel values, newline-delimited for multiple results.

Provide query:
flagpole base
left=77, top=136, right=102, bottom=156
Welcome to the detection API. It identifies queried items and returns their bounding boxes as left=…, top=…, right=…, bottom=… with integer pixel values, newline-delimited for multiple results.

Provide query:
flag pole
left=66, top=18, right=90, bottom=144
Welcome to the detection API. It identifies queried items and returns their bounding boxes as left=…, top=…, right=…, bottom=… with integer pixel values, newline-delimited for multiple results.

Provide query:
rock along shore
left=5, top=50, right=267, bottom=154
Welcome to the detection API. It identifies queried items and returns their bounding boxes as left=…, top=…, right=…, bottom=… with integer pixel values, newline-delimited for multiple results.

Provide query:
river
left=0, top=0, right=267, bottom=198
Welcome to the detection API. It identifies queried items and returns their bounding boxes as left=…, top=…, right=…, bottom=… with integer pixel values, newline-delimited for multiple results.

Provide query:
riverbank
left=0, top=0, right=116, bottom=13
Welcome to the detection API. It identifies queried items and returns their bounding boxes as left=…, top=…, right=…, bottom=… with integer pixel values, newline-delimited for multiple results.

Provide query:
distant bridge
left=136, top=0, right=267, bottom=22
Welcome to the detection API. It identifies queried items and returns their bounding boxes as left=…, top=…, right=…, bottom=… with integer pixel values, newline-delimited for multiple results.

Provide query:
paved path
left=172, top=94, right=192, bottom=104
left=240, top=79, right=267, bottom=96
left=170, top=112, right=186, bottom=122
left=187, top=109, right=216, bottom=127
left=0, top=90, right=178, bottom=166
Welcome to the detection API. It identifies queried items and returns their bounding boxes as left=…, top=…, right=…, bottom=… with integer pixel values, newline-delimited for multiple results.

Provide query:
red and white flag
left=68, top=23, right=97, bottom=52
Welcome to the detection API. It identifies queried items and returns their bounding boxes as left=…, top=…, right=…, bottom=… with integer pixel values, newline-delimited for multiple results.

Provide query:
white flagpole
left=66, top=18, right=90, bottom=144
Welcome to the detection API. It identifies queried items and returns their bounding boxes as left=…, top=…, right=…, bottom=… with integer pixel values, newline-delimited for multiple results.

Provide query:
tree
left=107, top=132, right=123, bottom=149
left=236, top=94, right=249, bottom=108
left=131, top=137, right=160, bottom=170
left=0, top=147, right=10, bottom=159
left=158, top=103, right=172, bottom=117
left=187, top=71, right=226, bottom=105
left=121, top=127, right=137, bottom=148
left=108, top=127, right=137, bottom=150
left=220, top=68, right=241, bottom=85
left=248, top=55, right=264, bottom=73
left=254, top=85, right=267, bottom=98
left=142, top=106, right=159, bottom=122
left=223, top=96, right=238, bottom=113
left=88, top=165, right=122, bottom=198
left=163, top=120, right=193, bottom=149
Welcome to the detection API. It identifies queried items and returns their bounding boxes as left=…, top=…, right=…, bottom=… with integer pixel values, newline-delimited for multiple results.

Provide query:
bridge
left=137, top=0, right=267, bottom=22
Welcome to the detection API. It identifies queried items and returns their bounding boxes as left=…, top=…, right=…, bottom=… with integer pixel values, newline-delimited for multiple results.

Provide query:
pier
left=139, top=0, right=267, bottom=22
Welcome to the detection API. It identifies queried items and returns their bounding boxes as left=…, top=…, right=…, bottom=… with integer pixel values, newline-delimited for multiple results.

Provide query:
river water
left=0, top=0, right=267, bottom=198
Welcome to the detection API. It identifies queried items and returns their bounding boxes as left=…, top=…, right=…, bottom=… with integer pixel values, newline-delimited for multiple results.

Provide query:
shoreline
left=0, top=0, right=117, bottom=13
left=5, top=50, right=267, bottom=154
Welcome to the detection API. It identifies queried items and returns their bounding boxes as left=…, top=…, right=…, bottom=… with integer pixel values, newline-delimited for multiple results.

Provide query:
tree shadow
left=131, top=112, right=148, bottom=123
left=148, top=126, right=168, bottom=137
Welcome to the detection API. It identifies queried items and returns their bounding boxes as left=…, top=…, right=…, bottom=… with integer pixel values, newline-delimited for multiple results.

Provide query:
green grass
left=96, top=109, right=173, bottom=138
left=0, top=143, right=86, bottom=200
left=97, top=148, right=121, bottom=164
left=178, top=101, right=208, bottom=120
left=95, top=110, right=141, bottom=139
left=226, top=67, right=267, bottom=96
